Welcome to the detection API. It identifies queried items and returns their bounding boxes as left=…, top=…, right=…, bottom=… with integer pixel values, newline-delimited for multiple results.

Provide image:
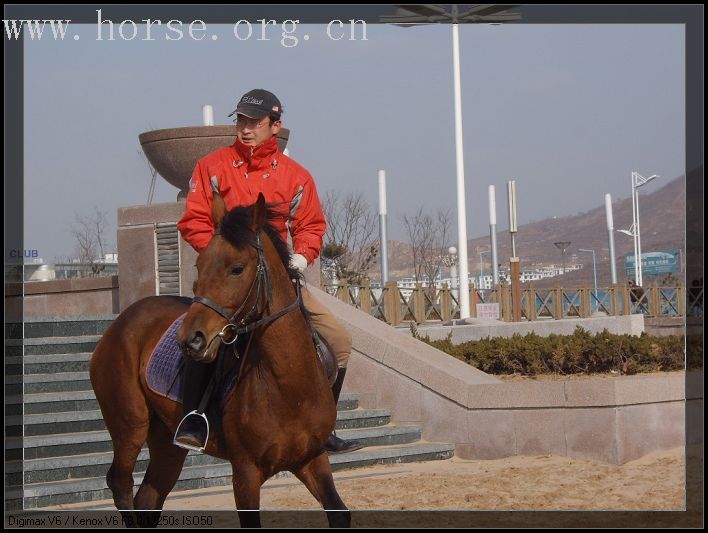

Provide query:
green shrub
left=414, top=326, right=689, bottom=376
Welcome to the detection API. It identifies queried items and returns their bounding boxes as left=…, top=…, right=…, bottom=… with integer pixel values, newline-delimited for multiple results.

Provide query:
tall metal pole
left=507, top=180, right=521, bottom=322
left=507, top=180, right=518, bottom=257
left=632, top=171, right=659, bottom=287
left=380, top=5, right=522, bottom=317
left=605, top=193, right=618, bottom=284
left=488, top=185, right=499, bottom=287
left=635, top=178, right=644, bottom=287
left=452, top=23, right=471, bottom=319
left=378, top=170, right=389, bottom=284
left=631, top=172, right=640, bottom=284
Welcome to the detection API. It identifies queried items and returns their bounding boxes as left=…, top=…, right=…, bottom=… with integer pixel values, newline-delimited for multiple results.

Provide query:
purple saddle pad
left=146, top=314, right=187, bottom=402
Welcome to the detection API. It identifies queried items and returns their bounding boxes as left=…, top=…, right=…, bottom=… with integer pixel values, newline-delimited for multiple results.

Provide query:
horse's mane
left=219, top=205, right=301, bottom=279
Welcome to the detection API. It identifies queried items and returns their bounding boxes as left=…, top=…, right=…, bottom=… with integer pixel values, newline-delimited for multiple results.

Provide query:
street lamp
left=578, top=248, right=597, bottom=311
left=380, top=5, right=521, bottom=320
left=630, top=171, right=659, bottom=287
left=378, top=170, right=389, bottom=284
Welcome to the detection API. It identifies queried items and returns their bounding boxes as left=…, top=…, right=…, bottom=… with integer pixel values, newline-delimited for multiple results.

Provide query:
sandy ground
left=49, top=446, right=691, bottom=513
left=39, top=445, right=703, bottom=527
left=165, top=447, right=689, bottom=512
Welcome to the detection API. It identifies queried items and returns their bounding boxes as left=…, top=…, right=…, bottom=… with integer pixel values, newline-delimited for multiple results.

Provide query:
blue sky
left=23, top=21, right=684, bottom=261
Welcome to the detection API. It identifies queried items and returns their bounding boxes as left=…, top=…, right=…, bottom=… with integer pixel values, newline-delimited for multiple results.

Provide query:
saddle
left=146, top=293, right=338, bottom=404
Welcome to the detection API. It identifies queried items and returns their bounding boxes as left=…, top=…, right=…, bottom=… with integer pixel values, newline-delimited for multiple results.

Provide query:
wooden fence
left=323, top=280, right=701, bottom=326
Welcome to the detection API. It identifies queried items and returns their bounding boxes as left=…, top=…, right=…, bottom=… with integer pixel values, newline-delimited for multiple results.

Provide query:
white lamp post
left=378, top=170, right=389, bottom=284
left=380, top=5, right=521, bottom=321
left=451, top=21, right=471, bottom=318
left=605, top=193, right=618, bottom=284
left=630, top=171, right=659, bottom=287
left=488, top=185, right=499, bottom=286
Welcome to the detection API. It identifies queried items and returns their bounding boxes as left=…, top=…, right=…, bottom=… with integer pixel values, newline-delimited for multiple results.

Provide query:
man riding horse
left=175, top=89, right=363, bottom=455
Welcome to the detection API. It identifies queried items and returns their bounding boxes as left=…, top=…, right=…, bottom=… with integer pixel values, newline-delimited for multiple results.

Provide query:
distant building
left=54, top=253, right=119, bottom=279
left=5, top=253, right=120, bottom=282
left=324, top=261, right=582, bottom=294
left=5, top=257, right=56, bottom=282
left=476, top=263, right=582, bottom=288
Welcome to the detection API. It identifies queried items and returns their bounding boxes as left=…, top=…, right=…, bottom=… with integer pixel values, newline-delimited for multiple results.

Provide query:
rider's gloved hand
left=289, top=253, right=308, bottom=274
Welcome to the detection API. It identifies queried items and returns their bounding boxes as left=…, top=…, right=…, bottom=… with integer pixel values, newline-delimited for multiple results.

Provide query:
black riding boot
left=324, top=368, right=364, bottom=454
left=174, top=358, right=213, bottom=450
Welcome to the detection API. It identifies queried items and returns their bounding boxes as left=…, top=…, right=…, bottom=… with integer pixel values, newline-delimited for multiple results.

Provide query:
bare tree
left=71, top=207, right=109, bottom=276
left=402, top=207, right=427, bottom=283
left=402, top=207, right=452, bottom=290
left=321, top=190, right=378, bottom=284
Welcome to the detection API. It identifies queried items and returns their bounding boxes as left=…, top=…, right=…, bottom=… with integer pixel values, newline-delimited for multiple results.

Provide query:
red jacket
left=177, top=136, right=326, bottom=264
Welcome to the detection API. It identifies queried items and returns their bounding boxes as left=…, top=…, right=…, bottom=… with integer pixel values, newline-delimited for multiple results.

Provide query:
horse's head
left=178, top=192, right=282, bottom=363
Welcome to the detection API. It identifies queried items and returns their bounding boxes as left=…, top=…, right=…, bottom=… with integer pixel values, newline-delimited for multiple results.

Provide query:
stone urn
left=139, top=126, right=290, bottom=199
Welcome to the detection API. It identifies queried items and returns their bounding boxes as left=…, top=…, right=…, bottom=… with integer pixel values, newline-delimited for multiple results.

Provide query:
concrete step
left=12, top=336, right=102, bottom=356
left=6, top=316, right=116, bottom=340
left=8, top=431, right=115, bottom=461
left=8, top=410, right=108, bottom=437
left=9, top=389, right=360, bottom=418
left=7, top=450, right=228, bottom=486
left=330, top=441, right=456, bottom=471
left=7, top=372, right=92, bottom=395
left=6, top=353, right=92, bottom=376
left=19, top=441, right=455, bottom=509
left=5, top=391, right=370, bottom=437
left=7, top=390, right=99, bottom=416
left=335, top=408, right=390, bottom=429
left=12, top=408, right=389, bottom=457
left=10, top=425, right=421, bottom=486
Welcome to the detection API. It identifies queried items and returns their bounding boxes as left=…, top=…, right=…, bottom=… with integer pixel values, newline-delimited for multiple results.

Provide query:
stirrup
left=173, top=410, right=210, bottom=452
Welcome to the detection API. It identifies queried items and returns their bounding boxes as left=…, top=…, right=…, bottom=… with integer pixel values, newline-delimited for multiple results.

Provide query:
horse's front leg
left=292, top=452, right=351, bottom=528
left=232, top=462, right=265, bottom=528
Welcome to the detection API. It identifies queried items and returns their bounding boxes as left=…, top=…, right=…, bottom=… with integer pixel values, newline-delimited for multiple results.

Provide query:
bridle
left=191, top=230, right=302, bottom=352
left=172, top=229, right=304, bottom=451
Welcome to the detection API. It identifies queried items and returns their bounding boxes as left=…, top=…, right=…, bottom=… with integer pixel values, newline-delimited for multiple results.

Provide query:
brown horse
left=90, top=193, right=349, bottom=527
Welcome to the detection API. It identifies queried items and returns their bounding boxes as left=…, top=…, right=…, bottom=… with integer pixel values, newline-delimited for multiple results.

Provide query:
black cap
left=228, top=89, right=282, bottom=120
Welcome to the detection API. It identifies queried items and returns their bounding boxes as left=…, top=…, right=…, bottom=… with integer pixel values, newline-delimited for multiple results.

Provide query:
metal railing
left=323, top=280, right=701, bottom=326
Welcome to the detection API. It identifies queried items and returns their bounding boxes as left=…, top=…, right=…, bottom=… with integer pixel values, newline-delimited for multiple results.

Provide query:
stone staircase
left=5, top=317, right=455, bottom=510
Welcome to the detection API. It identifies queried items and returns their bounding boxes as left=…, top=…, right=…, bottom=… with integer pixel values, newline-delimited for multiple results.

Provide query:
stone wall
left=308, top=286, right=691, bottom=464
left=6, top=276, right=119, bottom=318
left=413, top=314, right=645, bottom=343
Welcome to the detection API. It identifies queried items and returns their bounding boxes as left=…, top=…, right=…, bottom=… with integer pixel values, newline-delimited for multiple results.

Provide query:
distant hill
left=382, top=175, right=686, bottom=288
